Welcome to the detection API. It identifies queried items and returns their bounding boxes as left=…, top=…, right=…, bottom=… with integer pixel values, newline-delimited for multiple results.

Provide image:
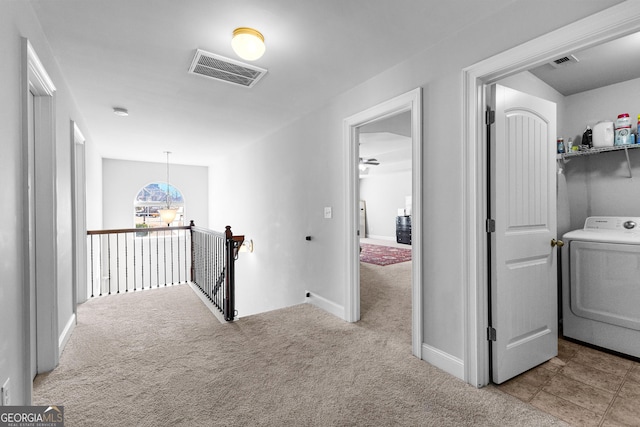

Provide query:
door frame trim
left=22, top=38, right=58, bottom=403
left=343, top=87, right=423, bottom=358
left=462, top=2, right=640, bottom=387
left=71, top=121, right=87, bottom=306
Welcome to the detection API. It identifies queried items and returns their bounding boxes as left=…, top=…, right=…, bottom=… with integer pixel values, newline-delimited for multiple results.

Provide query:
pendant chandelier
left=158, top=151, right=178, bottom=226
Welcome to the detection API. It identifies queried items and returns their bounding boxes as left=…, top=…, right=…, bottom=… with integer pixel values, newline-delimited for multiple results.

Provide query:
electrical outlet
left=324, top=206, right=332, bottom=219
left=1, top=378, right=9, bottom=406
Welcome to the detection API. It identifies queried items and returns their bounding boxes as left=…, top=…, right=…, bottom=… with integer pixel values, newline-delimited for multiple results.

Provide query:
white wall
left=562, top=76, right=640, bottom=231
left=1, top=1, right=621, bottom=400
left=210, top=1, right=618, bottom=374
left=497, top=69, right=640, bottom=239
left=481, top=70, right=640, bottom=239
left=102, top=159, right=208, bottom=230
left=85, top=141, right=103, bottom=231
left=0, top=1, right=95, bottom=404
left=209, top=119, right=319, bottom=315
left=360, top=172, right=411, bottom=239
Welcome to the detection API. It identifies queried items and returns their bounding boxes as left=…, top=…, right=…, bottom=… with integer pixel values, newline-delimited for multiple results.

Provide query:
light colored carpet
left=33, top=261, right=567, bottom=426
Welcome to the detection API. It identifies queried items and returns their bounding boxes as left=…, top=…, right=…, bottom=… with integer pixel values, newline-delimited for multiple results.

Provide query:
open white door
left=489, top=84, right=558, bottom=384
left=72, top=123, right=88, bottom=304
left=28, top=88, right=37, bottom=380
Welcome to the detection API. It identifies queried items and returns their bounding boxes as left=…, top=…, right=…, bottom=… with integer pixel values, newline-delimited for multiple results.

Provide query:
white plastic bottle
left=615, top=113, right=632, bottom=146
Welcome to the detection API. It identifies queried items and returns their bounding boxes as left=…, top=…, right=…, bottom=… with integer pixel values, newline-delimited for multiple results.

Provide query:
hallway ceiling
left=530, top=30, right=640, bottom=96
left=28, top=0, right=622, bottom=166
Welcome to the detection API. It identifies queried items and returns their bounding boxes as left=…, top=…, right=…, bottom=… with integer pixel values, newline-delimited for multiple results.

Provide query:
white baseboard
left=304, top=291, right=344, bottom=319
left=188, top=282, right=231, bottom=324
left=365, top=234, right=395, bottom=241
left=421, top=343, right=464, bottom=380
left=59, top=313, right=76, bottom=354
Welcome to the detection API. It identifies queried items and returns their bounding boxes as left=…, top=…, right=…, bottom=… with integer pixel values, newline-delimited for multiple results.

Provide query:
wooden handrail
left=87, top=225, right=191, bottom=235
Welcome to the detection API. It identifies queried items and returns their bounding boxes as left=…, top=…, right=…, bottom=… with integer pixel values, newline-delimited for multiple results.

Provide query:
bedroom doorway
left=358, top=111, right=414, bottom=342
left=343, top=88, right=423, bottom=358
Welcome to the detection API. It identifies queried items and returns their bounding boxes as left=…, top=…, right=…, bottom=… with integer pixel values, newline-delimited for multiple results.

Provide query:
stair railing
left=87, top=222, right=243, bottom=321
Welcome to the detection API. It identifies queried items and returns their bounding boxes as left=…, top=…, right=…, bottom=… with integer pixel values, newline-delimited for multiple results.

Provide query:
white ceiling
left=359, top=111, right=411, bottom=176
left=21, top=0, right=528, bottom=166
left=359, top=22, right=640, bottom=176
left=359, top=132, right=411, bottom=176
left=28, top=1, right=625, bottom=166
left=530, top=30, right=640, bottom=96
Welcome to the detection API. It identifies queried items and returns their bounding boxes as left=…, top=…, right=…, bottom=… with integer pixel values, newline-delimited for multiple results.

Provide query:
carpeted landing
left=33, top=261, right=567, bottom=426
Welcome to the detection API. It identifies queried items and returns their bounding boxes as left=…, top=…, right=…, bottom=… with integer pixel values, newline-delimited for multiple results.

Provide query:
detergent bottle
left=615, top=113, right=632, bottom=146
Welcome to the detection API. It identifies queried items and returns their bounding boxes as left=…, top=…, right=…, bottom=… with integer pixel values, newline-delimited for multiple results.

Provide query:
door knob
left=551, top=239, right=564, bottom=248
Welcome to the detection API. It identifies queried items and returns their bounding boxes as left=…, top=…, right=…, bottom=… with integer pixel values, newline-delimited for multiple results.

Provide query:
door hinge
left=487, top=327, right=497, bottom=341
left=486, top=218, right=495, bottom=233
left=486, top=108, right=495, bottom=125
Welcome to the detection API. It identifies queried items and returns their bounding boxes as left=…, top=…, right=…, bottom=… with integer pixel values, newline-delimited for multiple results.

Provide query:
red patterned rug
left=359, top=243, right=412, bottom=266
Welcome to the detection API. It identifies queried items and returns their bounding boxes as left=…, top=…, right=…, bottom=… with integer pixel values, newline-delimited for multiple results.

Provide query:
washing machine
left=562, top=216, right=640, bottom=358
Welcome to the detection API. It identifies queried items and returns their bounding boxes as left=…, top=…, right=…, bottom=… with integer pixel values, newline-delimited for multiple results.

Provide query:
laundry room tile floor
left=497, top=338, right=640, bottom=426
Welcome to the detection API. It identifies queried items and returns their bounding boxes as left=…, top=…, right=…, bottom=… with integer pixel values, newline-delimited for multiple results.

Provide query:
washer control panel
left=584, top=217, right=640, bottom=231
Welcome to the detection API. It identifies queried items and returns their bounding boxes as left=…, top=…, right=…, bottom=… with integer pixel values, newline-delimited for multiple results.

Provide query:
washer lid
left=563, top=216, right=640, bottom=243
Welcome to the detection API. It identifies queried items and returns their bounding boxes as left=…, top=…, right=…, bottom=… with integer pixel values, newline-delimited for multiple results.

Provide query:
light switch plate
left=324, top=207, right=332, bottom=219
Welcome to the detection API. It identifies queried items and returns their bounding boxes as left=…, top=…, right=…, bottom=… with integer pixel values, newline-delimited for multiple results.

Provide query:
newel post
left=189, top=220, right=195, bottom=283
left=224, top=225, right=235, bottom=321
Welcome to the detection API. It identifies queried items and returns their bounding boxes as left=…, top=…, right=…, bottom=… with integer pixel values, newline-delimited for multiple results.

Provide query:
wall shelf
left=558, top=144, right=640, bottom=178
left=558, top=144, right=640, bottom=159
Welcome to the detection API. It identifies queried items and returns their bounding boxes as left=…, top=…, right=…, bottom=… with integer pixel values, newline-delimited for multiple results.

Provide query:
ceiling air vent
left=188, top=49, right=267, bottom=88
left=549, top=54, right=579, bottom=68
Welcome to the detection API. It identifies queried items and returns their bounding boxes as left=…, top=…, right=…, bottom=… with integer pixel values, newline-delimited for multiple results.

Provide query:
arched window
left=134, top=182, right=185, bottom=228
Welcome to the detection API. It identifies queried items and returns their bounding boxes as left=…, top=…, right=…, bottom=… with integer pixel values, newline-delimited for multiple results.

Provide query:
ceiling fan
left=359, top=157, right=380, bottom=166
left=359, top=157, right=379, bottom=174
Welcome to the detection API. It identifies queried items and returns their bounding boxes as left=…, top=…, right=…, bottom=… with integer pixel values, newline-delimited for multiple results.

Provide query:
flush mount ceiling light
left=231, top=27, right=265, bottom=61
left=113, top=107, right=129, bottom=117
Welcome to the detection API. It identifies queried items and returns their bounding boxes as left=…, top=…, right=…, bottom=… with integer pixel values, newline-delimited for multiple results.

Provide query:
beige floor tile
left=530, top=390, right=602, bottom=427
left=540, top=357, right=566, bottom=373
left=543, top=374, right=614, bottom=415
left=603, top=396, right=640, bottom=427
left=560, top=361, right=625, bottom=393
left=601, top=419, right=636, bottom=427
left=496, top=377, right=540, bottom=402
left=573, top=346, right=634, bottom=377
left=518, top=364, right=556, bottom=388
left=618, top=378, right=640, bottom=400
left=558, top=338, right=581, bottom=361
left=500, top=339, right=639, bottom=427
left=627, top=365, right=640, bottom=384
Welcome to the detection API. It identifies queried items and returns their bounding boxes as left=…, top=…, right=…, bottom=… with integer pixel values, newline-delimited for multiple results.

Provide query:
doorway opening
left=462, top=3, right=640, bottom=387
left=343, top=88, right=422, bottom=358
left=72, top=122, right=88, bottom=306
left=22, top=38, right=59, bottom=403
left=358, top=111, right=413, bottom=340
